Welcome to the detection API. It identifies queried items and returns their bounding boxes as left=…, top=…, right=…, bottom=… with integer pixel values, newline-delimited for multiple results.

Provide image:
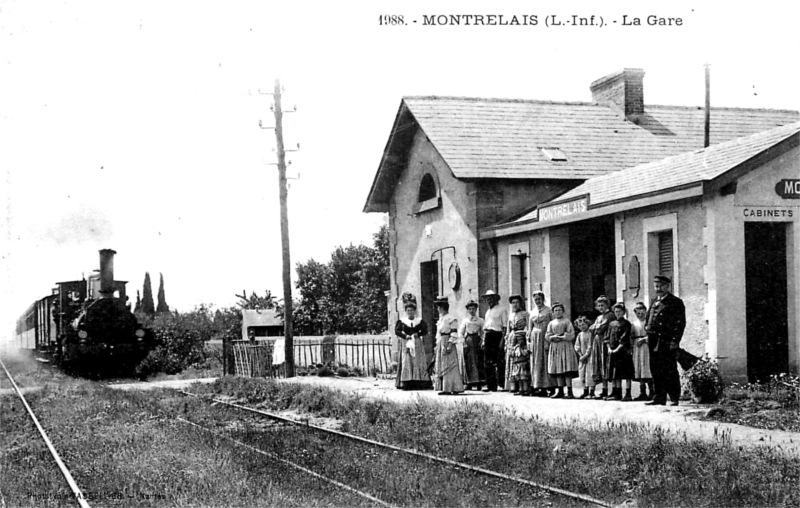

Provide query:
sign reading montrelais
left=775, top=179, right=800, bottom=199
left=538, top=196, right=588, bottom=223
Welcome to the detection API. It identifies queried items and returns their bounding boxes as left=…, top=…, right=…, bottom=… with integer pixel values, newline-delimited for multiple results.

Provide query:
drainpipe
left=704, top=64, right=711, bottom=148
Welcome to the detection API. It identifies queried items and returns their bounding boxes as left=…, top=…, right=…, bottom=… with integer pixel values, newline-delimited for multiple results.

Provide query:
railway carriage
left=15, top=249, right=154, bottom=376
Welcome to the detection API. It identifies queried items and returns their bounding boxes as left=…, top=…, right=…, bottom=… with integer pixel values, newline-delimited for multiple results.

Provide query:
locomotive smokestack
left=99, top=249, right=116, bottom=298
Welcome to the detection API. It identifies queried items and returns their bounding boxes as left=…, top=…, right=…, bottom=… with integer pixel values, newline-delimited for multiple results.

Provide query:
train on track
left=15, top=249, right=155, bottom=377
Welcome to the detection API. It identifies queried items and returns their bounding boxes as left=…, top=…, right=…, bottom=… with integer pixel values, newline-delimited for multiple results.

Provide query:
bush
left=135, top=308, right=213, bottom=377
left=682, top=360, right=724, bottom=403
left=726, top=373, right=800, bottom=407
left=336, top=367, right=350, bottom=377
left=317, top=365, right=334, bottom=377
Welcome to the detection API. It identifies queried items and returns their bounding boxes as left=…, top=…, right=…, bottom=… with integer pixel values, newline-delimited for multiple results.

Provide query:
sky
left=1, top=1, right=798, bottom=339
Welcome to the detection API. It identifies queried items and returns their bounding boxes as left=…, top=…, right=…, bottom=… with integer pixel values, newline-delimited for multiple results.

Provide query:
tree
left=141, top=272, right=155, bottom=317
left=235, top=289, right=282, bottom=313
left=293, top=224, right=390, bottom=335
left=293, top=259, right=331, bottom=335
left=134, top=290, right=142, bottom=314
left=156, top=273, right=169, bottom=314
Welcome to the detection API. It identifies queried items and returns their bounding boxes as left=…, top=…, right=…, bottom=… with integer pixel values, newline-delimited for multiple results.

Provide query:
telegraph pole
left=272, top=78, right=295, bottom=377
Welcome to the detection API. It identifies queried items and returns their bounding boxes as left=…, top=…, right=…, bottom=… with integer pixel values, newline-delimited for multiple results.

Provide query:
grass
left=197, top=376, right=800, bottom=507
left=2, top=357, right=799, bottom=507
left=1, top=382, right=378, bottom=507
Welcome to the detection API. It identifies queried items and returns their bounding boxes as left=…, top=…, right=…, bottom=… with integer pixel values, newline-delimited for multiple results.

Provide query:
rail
left=177, top=389, right=613, bottom=508
left=177, top=417, right=397, bottom=507
left=0, top=358, right=91, bottom=508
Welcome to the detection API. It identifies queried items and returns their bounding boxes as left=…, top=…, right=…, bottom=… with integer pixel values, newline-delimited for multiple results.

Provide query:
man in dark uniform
left=644, top=275, right=686, bottom=406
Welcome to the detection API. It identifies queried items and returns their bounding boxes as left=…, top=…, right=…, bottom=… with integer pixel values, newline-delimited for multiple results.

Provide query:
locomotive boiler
left=15, top=249, right=154, bottom=377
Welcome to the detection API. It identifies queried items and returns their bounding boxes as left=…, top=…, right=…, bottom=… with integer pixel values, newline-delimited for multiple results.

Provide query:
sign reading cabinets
left=742, top=208, right=795, bottom=219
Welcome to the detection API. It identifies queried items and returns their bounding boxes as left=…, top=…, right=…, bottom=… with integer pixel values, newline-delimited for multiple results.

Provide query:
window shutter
left=510, top=255, right=521, bottom=297
left=658, top=231, right=674, bottom=279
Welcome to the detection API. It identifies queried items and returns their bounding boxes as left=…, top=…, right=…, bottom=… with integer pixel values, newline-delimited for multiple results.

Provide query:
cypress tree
left=134, top=290, right=142, bottom=314
left=156, top=273, right=169, bottom=314
left=142, top=272, right=155, bottom=317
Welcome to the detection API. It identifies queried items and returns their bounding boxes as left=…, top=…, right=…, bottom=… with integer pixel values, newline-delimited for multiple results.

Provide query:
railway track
left=176, top=389, right=615, bottom=508
left=0, top=357, right=90, bottom=508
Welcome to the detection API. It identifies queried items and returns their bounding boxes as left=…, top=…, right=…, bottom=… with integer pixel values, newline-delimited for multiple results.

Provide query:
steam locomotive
left=15, top=249, right=155, bottom=377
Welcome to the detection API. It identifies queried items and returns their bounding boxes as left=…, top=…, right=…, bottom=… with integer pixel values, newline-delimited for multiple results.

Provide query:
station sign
left=741, top=207, right=795, bottom=220
left=775, top=179, right=800, bottom=199
left=537, top=196, right=589, bottom=223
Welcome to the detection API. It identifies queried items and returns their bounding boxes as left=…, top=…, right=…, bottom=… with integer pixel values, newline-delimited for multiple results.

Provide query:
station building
left=363, top=68, right=799, bottom=382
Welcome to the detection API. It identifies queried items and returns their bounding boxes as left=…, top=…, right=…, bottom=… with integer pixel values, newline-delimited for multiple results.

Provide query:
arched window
left=418, top=173, right=437, bottom=202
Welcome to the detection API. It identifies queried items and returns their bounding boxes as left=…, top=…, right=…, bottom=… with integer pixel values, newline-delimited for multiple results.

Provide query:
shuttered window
left=658, top=231, right=674, bottom=280
left=510, top=254, right=522, bottom=297
left=509, top=249, right=528, bottom=306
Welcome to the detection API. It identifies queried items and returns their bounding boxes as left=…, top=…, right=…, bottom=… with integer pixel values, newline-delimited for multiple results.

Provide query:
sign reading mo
left=775, top=179, right=800, bottom=199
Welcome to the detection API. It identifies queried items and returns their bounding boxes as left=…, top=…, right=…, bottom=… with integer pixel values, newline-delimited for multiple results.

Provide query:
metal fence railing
left=230, top=336, right=393, bottom=378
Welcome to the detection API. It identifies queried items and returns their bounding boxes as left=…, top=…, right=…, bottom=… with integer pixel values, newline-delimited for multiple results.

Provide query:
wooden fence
left=230, top=335, right=394, bottom=378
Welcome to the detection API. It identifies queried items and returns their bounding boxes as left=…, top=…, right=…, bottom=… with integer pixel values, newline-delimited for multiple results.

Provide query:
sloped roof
left=504, top=121, right=800, bottom=226
left=363, top=96, right=798, bottom=212
left=405, top=97, right=798, bottom=179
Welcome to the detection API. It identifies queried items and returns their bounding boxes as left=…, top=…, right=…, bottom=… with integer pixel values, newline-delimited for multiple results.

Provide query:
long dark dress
left=504, top=310, right=529, bottom=389
left=394, top=317, right=433, bottom=390
left=607, top=317, right=635, bottom=380
left=458, top=316, right=485, bottom=387
left=589, top=310, right=615, bottom=383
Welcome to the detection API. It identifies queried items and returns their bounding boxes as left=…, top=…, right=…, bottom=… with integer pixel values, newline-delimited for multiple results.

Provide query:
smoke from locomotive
left=15, top=249, right=155, bottom=377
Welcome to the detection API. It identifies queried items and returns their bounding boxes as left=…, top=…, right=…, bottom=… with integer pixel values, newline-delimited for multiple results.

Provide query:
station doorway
left=568, top=217, right=616, bottom=320
left=744, top=222, right=789, bottom=382
left=419, top=260, right=439, bottom=362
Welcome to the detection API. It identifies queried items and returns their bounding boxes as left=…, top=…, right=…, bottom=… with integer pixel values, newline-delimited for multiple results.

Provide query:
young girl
left=607, top=302, right=635, bottom=401
left=588, top=296, right=614, bottom=399
left=573, top=316, right=597, bottom=399
left=545, top=302, right=578, bottom=398
left=631, top=302, right=654, bottom=400
left=505, top=294, right=531, bottom=395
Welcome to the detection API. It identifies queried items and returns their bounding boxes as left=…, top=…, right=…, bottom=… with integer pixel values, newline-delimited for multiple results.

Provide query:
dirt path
left=285, top=376, right=800, bottom=457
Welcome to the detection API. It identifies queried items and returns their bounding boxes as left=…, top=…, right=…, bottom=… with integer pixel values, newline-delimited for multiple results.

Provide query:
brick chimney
left=590, top=68, right=645, bottom=123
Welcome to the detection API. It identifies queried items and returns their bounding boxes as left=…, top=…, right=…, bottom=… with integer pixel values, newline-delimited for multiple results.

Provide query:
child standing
left=545, top=302, right=578, bottom=398
left=573, top=316, right=597, bottom=399
left=631, top=302, right=654, bottom=400
left=606, top=302, right=635, bottom=401
left=506, top=294, right=531, bottom=395
left=588, top=296, right=614, bottom=399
